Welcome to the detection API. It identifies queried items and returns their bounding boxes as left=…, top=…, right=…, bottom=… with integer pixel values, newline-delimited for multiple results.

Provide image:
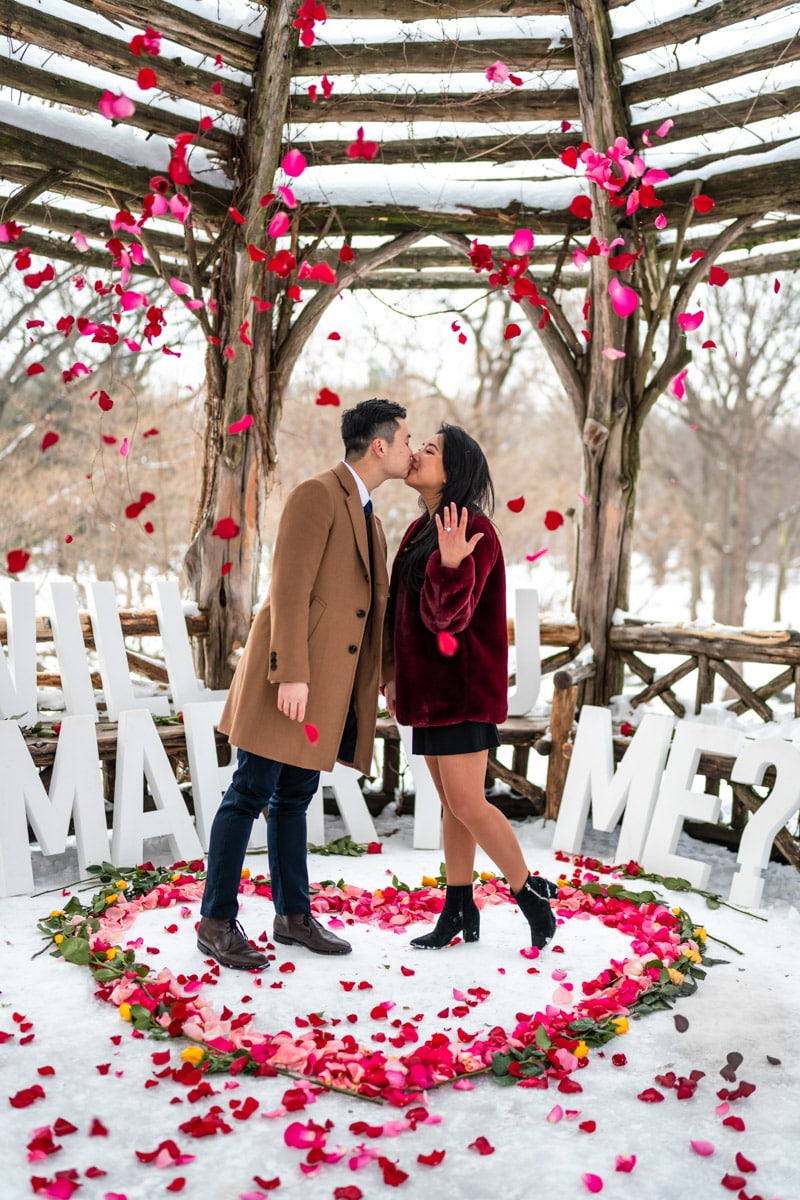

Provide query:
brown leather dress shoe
left=273, top=913, right=352, bottom=955
left=197, top=916, right=270, bottom=970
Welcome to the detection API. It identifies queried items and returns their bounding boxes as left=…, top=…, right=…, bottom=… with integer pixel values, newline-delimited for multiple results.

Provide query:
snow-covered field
left=2, top=810, right=799, bottom=1200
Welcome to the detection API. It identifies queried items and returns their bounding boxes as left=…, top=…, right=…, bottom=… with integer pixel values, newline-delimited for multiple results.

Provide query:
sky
left=1, top=812, right=799, bottom=1200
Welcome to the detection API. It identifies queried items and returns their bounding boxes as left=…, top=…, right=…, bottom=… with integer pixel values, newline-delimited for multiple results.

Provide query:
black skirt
left=412, top=721, right=501, bottom=757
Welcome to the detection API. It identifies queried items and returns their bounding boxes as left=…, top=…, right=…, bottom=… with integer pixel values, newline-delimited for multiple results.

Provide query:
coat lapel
left=334, top=462, right=371, bottom=574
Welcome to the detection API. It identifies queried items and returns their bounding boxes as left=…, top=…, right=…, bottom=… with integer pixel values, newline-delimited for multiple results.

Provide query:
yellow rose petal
left=181, top=1045, right=205, bottom=1064
left=118, top=1002, right=132, bottom=1021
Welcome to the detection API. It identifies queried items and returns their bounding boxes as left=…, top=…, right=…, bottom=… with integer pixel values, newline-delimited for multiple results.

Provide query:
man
left=197, top=398, right=412, bottom=969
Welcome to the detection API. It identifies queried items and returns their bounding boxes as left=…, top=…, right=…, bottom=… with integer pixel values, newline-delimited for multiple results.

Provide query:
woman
left=384, top=424, right=557, bottom=950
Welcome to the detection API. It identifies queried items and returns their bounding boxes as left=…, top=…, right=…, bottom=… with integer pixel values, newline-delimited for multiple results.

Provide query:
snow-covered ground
left=2, top=810, right=799, bottom=1200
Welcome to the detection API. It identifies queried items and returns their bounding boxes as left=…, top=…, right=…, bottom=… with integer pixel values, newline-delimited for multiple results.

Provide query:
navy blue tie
left=364, top=498, right=373, bottom=518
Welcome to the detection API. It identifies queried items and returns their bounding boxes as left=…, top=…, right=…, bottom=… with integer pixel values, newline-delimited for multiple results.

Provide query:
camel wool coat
left=218, top=462, right=389, bottom=776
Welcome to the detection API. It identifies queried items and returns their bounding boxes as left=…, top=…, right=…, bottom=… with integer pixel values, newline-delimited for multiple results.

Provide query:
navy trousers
left=200, top=749, right=320, bottom=920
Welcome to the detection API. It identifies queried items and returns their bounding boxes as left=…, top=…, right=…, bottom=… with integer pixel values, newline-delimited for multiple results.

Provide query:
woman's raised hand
left=434, top=502, right=483, bottom=568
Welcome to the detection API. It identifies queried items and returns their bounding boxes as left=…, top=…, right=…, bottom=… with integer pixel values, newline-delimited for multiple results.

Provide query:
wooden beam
left=64, top=0, right=260, bottom=73
left=295, top=37, right=575, bottom=75
left=0, top=122, right=231, bottom=219
left=0, top=169, right=69, bottom=221
left=288, top=86, right=580, bottom=124
left=0, top=53, right=233, bottom=158
left=625, top=34, right=800, bottom=106
left=321, top=2, right=566, bottom=15
left=631, top=84, right=800, bottom=145
left=0, top=0, right=249, bottom=115
left=292, top=129, right=577, bottom=167
left=614, top=0, right=791, bottom=60
left=1, top=200, right=205, bottom=260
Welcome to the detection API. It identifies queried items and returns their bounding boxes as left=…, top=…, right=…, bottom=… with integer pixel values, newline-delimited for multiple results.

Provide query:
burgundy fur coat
left=385, top=512, right=508, bottom=728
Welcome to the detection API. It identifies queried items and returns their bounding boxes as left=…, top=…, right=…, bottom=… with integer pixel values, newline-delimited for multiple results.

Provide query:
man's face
left=380, top=417, right=413, bottom=479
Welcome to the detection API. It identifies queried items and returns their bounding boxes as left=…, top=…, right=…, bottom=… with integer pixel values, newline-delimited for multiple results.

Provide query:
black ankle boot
left=513, top=875, right=556, bottom=950
left=410, top=884, right=480, bottom=949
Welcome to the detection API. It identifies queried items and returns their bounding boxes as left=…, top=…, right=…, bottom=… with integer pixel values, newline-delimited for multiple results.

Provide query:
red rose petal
left=506, top=496, right=525, bottom=513
left=437, top=632, right=458, bottom=656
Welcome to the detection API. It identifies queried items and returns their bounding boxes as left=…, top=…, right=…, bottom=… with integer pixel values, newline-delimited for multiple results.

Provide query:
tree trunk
left=566, top=0, right=637, bottom=704
left=183, top=1, right=297, bottom=687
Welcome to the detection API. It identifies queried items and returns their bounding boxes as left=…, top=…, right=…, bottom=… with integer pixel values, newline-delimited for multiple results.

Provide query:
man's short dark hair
left=341, top=397, right=407, bottom=460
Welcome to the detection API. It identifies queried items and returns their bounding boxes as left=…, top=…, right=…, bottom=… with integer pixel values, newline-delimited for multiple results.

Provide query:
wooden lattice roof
left=2, top=0, right=800, bottom=290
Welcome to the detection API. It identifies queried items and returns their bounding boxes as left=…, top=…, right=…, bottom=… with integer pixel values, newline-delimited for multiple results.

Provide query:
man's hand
left=384, top=680, right=397, bottom=718
left=277, top=681, right=309, bottom=722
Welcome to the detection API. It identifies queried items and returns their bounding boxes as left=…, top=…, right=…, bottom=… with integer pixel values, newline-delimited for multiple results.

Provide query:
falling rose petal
left=304, top=723, right=319, bottom=744
left=327, top=331, right=341, bottom=340
left=41, top=431, right=59, bottom=452
left=137, top=66, right=158, bottom=89
left=437, top=632, right=458, bottom=657
left=281, top=148, right=307, bottom=177
left=346, top=127, right=379, bottom=161
left=212, top=517, right=240, bottom=539
left=169, top=277, right=191, bottom=295
left=656, top=118, right=674, bottom=137
left=690, top=1140, right=714, bottom=1156
left=228, top=415, right=254, bottom=434
left=269, top=212, right=290, bottom=238
left=677, top=310, right=704, bottom=331
left=561, top=146, right=578, bottom=169
left=339, top=244, right=355, bottom=263
left=570, top=194, right=592, bottom=220
left=654, top=213, right=667, bottom=229
left=544, top=510, right=564, bottom=531
left=507, top=496, right=525, bottom=513
left=307, top=262, right=337, bottom=285
left=504, top=323, right=521, bottom=340
left=316, top=387, right=340, bottom=406
left=708, top=265, right=729, bottom=286
left=601, top=347, right=626, bottom=360
left=169, top=194, right=192, bottom=223
left=278, top=185, right=297, bottom=208
left=774, top=277, right=781, bottom=293
left=485, top=59, right=510, bottom=83
left=525, top=547, right=549, bottom=563
left=701, top=339, right=716, bottom=349
left=73, top=230, right=89, bottom=251
left=221, top=561, right=232, bottom=576
left=581, top=1174, right=603, bottom=1193
left=615, top=1155, right=636, bottom=1173
left=119, top=437, right=129, bottom=456
left=693, top=194, right=715, bottom=214
left=6, top=549, right=31, bottom=574
left=99, top=91, right=135, bottom=120
left=671, top=368, right=689, bottom=399
left=608, top=277, right=638, bottom=318
left=508, top=228, right=534, bottom=256
left=27, top=363, right=45, bottom=376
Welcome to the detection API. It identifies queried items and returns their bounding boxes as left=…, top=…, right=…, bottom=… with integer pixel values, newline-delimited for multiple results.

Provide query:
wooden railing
left=609, top=622, right=800, bottom=723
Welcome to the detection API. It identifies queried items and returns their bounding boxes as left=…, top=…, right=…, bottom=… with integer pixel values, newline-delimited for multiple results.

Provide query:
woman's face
left=405, top=434, right=446, bottom=500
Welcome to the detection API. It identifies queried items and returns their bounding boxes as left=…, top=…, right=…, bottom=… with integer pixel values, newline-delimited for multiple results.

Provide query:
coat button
left=364, top=573, right=370, bottom=582
left=356, top=609, right=366, bottom=618
left=348, top=644, right=358, bottom=654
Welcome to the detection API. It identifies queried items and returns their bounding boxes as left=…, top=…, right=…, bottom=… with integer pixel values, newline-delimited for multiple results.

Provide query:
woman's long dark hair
left=396, top=423, right=495, bottom=592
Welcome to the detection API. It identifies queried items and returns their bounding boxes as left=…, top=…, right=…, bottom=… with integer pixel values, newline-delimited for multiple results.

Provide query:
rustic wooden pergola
left=2, top=0, right=800, bottom=697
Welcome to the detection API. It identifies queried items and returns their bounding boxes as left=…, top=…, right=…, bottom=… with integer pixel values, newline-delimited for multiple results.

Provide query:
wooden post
left=545, top=684, right=578, bottom=821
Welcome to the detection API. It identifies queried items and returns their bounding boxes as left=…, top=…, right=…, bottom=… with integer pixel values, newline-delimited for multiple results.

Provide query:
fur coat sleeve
left=389, top=513, right=509, bottom=728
